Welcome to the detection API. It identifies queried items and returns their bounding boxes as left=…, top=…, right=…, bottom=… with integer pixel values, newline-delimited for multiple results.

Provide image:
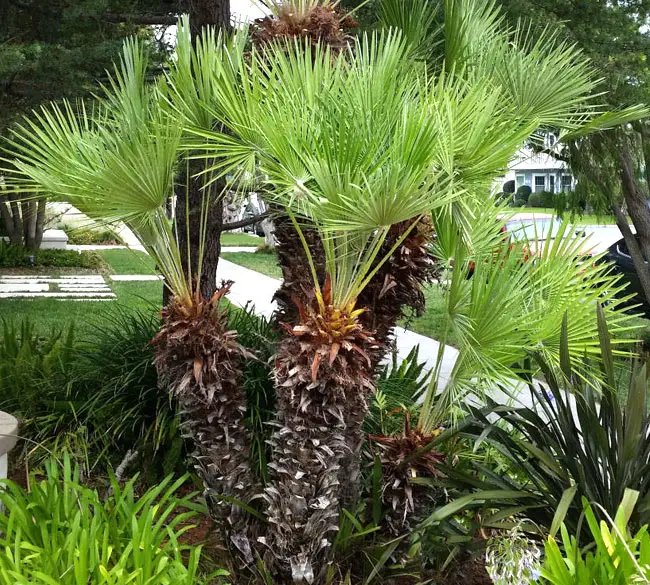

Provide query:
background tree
left=0, top=0, right=169, bottom=250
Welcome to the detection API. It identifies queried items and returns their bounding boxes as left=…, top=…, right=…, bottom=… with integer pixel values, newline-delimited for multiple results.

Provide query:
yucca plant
left=0, top=36, right=259, bottom=560
left=436, top=307, right=650, bottom=544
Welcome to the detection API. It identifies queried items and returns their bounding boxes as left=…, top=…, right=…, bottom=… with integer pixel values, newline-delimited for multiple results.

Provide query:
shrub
left=510, top=196, right=527, bottom=207
left=65, top=225, right=124, bottom=245
left=0, top=242, right=105, bottom=268
left=0, top=457, right=226, bottom=585
left=0, top=313, right=175, bottom=476
left=527, top=192, right=544, bottom=207
left=515, top=185, right=531, bottom=201
left=503, top=180, right=515, bottom=193
left=442, top=310, right=650, bottom=542
left=0, top=307, right=280, bottom=481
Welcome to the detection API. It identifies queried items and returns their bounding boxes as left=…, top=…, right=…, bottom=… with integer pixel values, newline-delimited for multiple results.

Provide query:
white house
left=500, top=144, right=575, bottom=194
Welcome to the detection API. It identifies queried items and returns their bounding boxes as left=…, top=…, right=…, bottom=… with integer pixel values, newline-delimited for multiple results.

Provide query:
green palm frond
left=378, top=0, right=442, bottom=61
left=419, top=203, right=638, bottom=432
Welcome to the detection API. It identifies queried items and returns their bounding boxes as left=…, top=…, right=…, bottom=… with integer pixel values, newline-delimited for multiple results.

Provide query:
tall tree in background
left=173, top=0, right=231, bottom=299
left=0, top=0, right=161, bottom=250
left=0, top=0, right=232, bottom=290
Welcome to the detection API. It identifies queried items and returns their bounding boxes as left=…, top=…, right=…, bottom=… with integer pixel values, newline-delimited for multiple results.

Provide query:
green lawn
left=221, top=251, right=282, bottom=278
left=402, top=284, right=452, bottom=342
left=0, top=280, right=163, bottom=339
left=99, top=249, right=158, bottom=275
left=521, top=208, right=623, bottom=226
left=221, top=232, right=263, bottom=247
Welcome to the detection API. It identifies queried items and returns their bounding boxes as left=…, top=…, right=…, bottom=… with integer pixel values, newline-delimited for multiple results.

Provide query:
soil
left=435, top=555, right=492, bottom=585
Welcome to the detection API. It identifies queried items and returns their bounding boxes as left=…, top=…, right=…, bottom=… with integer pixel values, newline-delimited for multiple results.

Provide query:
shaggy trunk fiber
left=271, top=215, right=437, bottom=511
left=337, top=216, right=438, bottom=508
left=261, top=290, right=375, bottom=583
left=272, top=209, right=325, bottom=326
left=152, top=285, right=258, bottom=564
left=370, top=417, right=445, bottom=535
left=358, top=216, right=438, bottom=368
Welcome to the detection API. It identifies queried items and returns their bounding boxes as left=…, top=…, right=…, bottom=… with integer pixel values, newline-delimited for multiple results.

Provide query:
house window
left=516, top=174, right=525, bottom=188
left=561, top=175, right=572, bottom=192
left=549, top=175, right=555, bottom=193
left=534, top=175, right=546, bottom=192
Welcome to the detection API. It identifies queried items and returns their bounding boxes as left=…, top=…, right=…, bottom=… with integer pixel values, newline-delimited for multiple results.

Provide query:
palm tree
left=183, top=2, right=643, bottom=576
left=0, top=36, right=260, bottom=561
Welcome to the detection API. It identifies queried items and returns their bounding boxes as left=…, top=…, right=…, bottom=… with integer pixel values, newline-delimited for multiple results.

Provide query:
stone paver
left=110, top=274, right=164, bottom=281
left=0, top=275, right=115, bottom=300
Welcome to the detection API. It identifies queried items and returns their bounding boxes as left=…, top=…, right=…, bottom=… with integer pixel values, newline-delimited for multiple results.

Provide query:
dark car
left=602, top=237, right=650, bottom=318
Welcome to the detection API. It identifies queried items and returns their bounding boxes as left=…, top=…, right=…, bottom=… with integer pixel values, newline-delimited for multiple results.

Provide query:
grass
left=98, top=249, right=158, bottom=275
left=221, top=250, right=282, bottom=278
left=0, top=281, right=163, bottom=339
left=403, top=284, right=454, bottom=342
left=221, top=232, right=263, bottom=247
left=520, top=208, right=623, bottom=225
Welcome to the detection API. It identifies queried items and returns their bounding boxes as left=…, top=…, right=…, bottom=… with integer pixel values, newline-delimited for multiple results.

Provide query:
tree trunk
left=165, top=0, right=231, bottom=306
left=620, top=142, right=650, bottom=263
left=272, top=207, right=325, bottom=326
left=153, top=292, right=259, bottom=565
left=21, top=199, right=37, bottom=250
left=34, top=198, right=46, bottom=249
left=263, top=315, right=374, bottom=583
left=338, top=216, right=437, bottom=509
left=0, top=194, right=18, bottom=245
left=173, top=166, right=224, bottom=300
left=611, top=202, right=650, bottom=306
left=189, top=0, right=231, bottom=37
left=9, top=197, right=23, bottom=246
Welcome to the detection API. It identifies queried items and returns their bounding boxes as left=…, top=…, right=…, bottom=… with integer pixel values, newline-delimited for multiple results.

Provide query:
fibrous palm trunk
left=272, top=208, right=325, bottom=326
left=261, top=288, right=375, bottom=583
left=339, top=216, right=438, bottom=508
left=152, top=285, right=258, bottom=564
left=271, top=214, right=437, bottom=513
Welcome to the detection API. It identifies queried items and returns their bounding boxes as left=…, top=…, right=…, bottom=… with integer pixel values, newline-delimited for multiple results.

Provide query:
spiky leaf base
left=251, top=4, right=358, bottom=49
left=152, top=285, right=258, bottom=563
left=261, top=293, right=376, bottom=583
left=371, top=417, right=445, bottom=534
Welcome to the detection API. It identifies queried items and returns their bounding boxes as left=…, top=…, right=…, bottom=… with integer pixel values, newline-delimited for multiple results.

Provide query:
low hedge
left=64, top=226, right=123, bottom=245
left=0, top=243, right=105, bottom=269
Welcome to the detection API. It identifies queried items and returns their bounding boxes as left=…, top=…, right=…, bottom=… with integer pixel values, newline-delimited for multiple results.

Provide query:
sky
left=231, top=0, right=270, bottom=23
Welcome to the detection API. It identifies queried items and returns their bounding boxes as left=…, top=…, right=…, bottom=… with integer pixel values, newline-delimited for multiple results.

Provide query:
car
left=602, top=237, right=650, bottom=318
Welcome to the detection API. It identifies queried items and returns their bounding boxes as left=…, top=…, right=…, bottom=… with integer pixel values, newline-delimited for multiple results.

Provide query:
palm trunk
left=272, top=207, right=325, bottom=326
left=262, top=295, right=375, bottom=583
left=338, top=216, right=438, bottom=508
left=152, top=288, right=258, bottom=564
